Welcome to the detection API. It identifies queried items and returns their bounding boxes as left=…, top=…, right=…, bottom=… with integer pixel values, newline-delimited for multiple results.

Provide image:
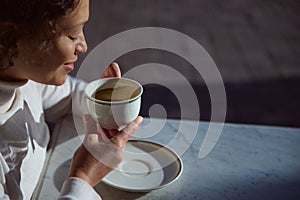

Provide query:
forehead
left=56, top=0, right=89, bottom=29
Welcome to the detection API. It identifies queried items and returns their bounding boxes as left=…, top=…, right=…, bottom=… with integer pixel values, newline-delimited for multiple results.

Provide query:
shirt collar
left=0, top=79, right=28, bottom=113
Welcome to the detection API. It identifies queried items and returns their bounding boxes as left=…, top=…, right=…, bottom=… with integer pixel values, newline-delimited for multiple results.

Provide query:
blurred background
left=73, top=0, right=300, bottom=127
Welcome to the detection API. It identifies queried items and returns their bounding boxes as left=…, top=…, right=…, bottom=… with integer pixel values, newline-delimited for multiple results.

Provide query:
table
left=34, top=115, right=300, bottom=200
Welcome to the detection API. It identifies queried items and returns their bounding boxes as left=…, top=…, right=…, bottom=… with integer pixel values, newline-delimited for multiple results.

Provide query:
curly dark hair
left=0, top=0, right=80, bottom=69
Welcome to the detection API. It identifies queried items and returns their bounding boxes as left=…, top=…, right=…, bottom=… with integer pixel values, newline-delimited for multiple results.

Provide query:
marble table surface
left=34, top=115, right=300, bottom=200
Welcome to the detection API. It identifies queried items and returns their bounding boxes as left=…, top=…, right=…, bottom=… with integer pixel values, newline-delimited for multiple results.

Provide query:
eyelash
left=68, top=36, right=78, bottom=41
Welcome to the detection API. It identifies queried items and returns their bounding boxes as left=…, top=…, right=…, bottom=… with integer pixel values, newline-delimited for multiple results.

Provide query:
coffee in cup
left=93, top=86, right=140, bottom=102
left=85, top=77, right=143, bottom=130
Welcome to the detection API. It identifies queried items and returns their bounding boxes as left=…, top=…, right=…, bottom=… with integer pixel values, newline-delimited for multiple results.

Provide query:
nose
left=75, top=33, right=88, bottom=54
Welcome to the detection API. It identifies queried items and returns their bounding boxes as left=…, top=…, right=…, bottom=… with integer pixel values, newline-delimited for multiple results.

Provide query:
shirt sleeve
left=41, top=76, right=88, bottom=121
left=0, top=185, right=10, bottom=200
left=0, top=153, right=16, bottom=200
left=0, top=153, right=10, bottom=199
left=59, top=177, right=101, bottom=200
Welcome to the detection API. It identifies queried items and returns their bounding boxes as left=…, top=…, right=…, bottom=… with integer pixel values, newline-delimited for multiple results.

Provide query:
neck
left=0, top=66, right=28, bottom=83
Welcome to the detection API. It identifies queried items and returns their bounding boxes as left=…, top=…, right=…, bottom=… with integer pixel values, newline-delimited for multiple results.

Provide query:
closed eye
left=68, top=36, right=78, bottom=41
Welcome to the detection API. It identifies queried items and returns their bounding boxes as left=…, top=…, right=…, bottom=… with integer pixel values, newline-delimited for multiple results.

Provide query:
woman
left=0, top=0, right=142, bottom=199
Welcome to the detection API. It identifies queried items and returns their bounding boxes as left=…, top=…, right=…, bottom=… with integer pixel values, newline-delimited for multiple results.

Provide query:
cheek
left=52, top=38, right=75, bottom=64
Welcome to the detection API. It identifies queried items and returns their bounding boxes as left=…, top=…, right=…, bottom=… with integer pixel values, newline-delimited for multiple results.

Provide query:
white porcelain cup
left=84, top=77, right=143, bottom=130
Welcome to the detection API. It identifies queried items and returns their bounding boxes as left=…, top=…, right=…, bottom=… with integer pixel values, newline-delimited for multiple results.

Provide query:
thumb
left=101, top=62, right=121, bottom=78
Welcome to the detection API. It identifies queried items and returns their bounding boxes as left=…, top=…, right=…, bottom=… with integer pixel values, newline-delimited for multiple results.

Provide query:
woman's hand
left=69, top=114, right=143, bottom=186
left=68, top=62, right=139, bottom=186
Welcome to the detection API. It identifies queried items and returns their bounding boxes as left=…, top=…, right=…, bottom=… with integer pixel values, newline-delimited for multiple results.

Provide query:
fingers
left=84, top=114, right=143, bottom=149
left=118, top=116, right=143, bottom=143
left=101, top=62, right=121, bottom=78
left=96, top=124, right=116, bottom=142
left=82, top=114, right=98, bottom=134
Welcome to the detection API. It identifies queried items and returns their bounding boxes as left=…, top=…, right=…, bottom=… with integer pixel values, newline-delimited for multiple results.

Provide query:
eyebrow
left=64, top=20, right=88, bottom=31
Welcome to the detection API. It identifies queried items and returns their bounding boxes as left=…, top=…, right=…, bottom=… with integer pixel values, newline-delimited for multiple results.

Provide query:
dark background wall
left=73, top=0, right=300, bottom=127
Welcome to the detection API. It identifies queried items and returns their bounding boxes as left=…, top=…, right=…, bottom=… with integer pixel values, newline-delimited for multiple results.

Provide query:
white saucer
left=102, top=140, right=183, bottom=192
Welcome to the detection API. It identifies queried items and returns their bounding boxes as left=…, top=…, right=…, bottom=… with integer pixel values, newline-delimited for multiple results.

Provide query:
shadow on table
left=53, top=159, right=72, bottom=192
left=53, top=159, right=148, bottom=199
left=94, top=182, right=148, bottom=200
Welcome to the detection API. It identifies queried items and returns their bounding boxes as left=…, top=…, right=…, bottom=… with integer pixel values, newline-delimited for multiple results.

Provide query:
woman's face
left=6, top=0, right=89, bottom=85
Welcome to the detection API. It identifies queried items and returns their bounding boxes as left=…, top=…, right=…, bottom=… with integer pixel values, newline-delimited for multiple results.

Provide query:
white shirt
left=0, top=76, right=101, bottom=200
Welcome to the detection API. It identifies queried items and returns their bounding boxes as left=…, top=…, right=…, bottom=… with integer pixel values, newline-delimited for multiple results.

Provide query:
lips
left=64, top=62, right=74, bottom=72
left=64, top=57, right=77, bottom=72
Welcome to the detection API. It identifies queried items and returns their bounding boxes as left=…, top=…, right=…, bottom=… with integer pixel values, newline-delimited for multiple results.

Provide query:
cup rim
left=84, top=77, right=143, bottom=105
